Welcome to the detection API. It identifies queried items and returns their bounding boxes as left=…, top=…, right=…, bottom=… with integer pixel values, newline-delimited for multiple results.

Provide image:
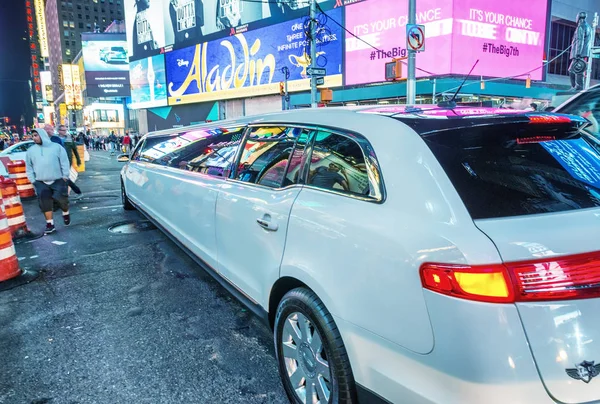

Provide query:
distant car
left=100, top=46, right=127, bottom=63
left=554, top=83, right=600, bottom=139
left=0, top=141, right=34, bottom=176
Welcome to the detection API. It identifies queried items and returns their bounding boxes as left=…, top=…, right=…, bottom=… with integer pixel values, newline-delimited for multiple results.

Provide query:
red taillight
left=516, top=135, right=556, bottom=144
left=421, top=251, right=600, bottom=303
left=528, top=115, right=571, bottom=124
left=507, top=252, right=600, bottom=301
left=420, top=263, right=514, bottom=303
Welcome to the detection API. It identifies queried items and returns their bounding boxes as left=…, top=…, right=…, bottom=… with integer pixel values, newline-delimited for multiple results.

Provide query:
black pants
left=34, top=181, right=69, bottom=213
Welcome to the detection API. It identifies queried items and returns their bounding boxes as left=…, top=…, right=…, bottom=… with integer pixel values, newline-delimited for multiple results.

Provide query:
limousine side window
left=235, top=126, right=309, bottom=188
left=182, top=127, right=246, bottom=176
left=307, top=131, right=370, bottom=196
left=130, top=139, right=144, bottom=161
left=134, top=127, right=246, bottom=176
left=138, top=134, right=178, bottom=163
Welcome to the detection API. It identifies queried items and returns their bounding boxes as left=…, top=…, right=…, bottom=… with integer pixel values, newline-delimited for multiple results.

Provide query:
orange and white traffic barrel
left=7, top=160, right=35, bottom=199
left=0, top=178, right=29, bottom=238
left=0, top=187, right=21, bottom=283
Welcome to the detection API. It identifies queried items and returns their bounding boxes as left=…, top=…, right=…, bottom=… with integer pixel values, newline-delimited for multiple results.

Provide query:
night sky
left=0, top=0, right=32, bottom=126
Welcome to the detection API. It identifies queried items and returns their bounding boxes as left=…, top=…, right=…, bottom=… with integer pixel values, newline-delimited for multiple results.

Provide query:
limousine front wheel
left=274, top=288, right=356, bottom=403
left=121, top=182, right=135, bottom=211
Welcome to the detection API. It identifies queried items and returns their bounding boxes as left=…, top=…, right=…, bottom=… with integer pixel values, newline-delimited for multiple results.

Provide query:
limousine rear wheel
left=274, top=288, right=357, bottom=403
left=121, top=181, right=135, bottom=211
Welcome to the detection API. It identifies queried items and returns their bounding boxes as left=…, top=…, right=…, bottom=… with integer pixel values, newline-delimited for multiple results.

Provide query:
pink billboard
left=344, top=0, right=549, bottom=85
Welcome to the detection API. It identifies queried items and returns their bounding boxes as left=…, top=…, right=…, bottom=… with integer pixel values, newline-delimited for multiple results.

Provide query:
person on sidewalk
left=57, top=125, right=83, bottom=197
left=44, top=124, right=63, bottom=147
left=25, top=128, right=71, bottom=235
left=122, top=132, right=131, bottom=154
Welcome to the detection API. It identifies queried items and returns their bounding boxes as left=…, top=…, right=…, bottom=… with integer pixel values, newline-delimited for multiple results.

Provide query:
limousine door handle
left=256, top=218, right=279, bottom=232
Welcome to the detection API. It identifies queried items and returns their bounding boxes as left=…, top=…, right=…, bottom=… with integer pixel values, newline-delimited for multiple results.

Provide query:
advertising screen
left=344, top=0, right=549, bottom=85
left=124, top=0, right=333, bottom=62
left=166, top=7, right=343, bottom=105
left=82, top=33, right=130, bottom=97
left=129, top=54, right=168, bottom=109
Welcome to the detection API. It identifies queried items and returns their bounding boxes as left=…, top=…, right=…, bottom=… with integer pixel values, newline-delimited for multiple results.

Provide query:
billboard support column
left=310, top=0, right=318, bottom=108
left=407, top=0, right=416, bottom=104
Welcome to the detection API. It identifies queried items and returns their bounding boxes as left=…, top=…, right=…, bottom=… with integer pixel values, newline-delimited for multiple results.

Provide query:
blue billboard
left=129, top=54, right=168, bottom=109
left=165, top=8, right=343, bottom=105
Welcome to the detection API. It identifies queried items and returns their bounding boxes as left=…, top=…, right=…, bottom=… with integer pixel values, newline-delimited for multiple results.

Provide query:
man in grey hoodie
left=25, top=128, right=71, bottom=235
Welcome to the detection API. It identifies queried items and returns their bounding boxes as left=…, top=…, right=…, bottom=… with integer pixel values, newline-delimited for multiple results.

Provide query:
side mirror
left=117, top=154, right=130, bottom=162
left=544, top=106, right=556, bottom=112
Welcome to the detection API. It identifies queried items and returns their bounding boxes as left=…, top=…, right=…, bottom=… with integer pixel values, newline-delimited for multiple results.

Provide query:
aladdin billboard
left=345, top=0, right=550, bottom=85
left=124, top=0, right=334, bottom=61
left=165, top=7, right=343, bottom=105
left=82, top=33, right=131, bottom=97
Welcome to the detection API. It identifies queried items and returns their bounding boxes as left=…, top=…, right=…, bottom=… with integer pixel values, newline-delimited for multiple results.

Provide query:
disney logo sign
left=177, top=59, right=190, bottom=67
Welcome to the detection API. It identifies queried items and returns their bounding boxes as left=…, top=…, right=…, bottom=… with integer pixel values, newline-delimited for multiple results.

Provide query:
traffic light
left=279, top=81, right=285, bottom=96
left=385, top=57, right=407, bottom=81
left=3, top=118, right=8, bottom=125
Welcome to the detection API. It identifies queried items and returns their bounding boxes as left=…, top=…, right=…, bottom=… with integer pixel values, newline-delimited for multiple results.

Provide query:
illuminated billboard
left=125, top=0, right=333, bottom=61
left=129, top=54, right=168, bottom=109
left=344, top=0, right=549, bottom=85
left=34, top=0, right=49, bottom=57
left=82, top=33, right=130, bottom=97
left=166, top=7, right=343, bottom=105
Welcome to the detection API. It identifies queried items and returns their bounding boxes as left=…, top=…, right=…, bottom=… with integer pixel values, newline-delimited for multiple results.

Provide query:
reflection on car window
left=424, top=123, right=600, bottom=219
left=130, top=140, right=144, bottom=161
left=137, top=127, right=246, bottom=177
left=308, top=131, right=370, bottom=196
left=186, top=127, right=246, bottom=176
left=236, top=127, right=309, bottom=188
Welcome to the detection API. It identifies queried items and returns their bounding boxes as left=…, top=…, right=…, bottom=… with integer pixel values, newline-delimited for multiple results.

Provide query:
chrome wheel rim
left=282, top=312, right=331, bottom=404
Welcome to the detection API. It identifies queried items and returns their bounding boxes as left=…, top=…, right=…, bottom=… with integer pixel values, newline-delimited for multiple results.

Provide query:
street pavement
left=0, top=151, right=288, bottom=404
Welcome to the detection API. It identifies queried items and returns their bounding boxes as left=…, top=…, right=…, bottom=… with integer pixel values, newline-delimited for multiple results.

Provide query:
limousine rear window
left=422, top=121, right=600, bottom=219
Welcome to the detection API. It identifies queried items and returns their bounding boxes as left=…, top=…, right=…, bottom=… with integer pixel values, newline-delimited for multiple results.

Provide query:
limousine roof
left=145, top=105, right=583, bottom=138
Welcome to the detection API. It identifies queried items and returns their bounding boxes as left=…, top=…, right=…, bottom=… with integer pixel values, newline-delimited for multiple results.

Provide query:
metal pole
left=432, top=78, right=436, bottom=104
left=310, top=0, right=318, bottom=108
left=284, top=75, right=289, bottom=110
left=407, top=0, right=416, bottom=104
left=585, top=12, right=599, bottom=90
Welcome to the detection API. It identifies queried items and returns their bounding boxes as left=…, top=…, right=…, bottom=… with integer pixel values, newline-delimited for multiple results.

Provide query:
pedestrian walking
left=44, top=124, right=63, bottom=146
left=122, top=132, right=131, bottom=154
left=57, top=125, right=82, bottom=197
left=25, top=128, right=71, bottom=235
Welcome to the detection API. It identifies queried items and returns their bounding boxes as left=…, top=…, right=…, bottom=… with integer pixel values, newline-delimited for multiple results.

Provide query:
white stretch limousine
left=121, top=106, right=600, bottom=404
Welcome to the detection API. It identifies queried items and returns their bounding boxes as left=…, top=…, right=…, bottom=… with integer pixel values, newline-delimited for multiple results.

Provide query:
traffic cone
left=0, top=187, right=38, bottom=291
left=7, top=160, right=35, bottom=199
left=0, top=178, right=30, bottom=238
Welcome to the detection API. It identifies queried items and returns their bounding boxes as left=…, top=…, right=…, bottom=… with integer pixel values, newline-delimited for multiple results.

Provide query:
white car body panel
left=476, top=211, right=600, bottom=404
left=125, top=162, right=222, bottom=271
left=216, top=182, right=301, bottom=306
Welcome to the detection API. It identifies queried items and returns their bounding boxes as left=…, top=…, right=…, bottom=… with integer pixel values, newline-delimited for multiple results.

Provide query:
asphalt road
left=0, top=151, right=288, bottom=404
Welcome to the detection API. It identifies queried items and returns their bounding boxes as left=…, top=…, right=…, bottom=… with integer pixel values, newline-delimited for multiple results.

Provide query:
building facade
left=45, top=0, right=125, bottom=126
left=121, top=0, right=597, bottom=133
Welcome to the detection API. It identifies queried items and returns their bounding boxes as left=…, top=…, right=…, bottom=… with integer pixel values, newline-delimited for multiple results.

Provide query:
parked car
left=554, top=83, right=600, bottom=139
left=0, top=140, right=34, bottom=176
left=121, top=106, right=600, bottom=404
left=99, top=46, right=127, bottom=63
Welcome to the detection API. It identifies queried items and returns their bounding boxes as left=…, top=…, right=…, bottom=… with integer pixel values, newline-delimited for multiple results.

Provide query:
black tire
left=274, top=288, right=357, bottom=404
left=121, top=181, right=135, bottom=211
